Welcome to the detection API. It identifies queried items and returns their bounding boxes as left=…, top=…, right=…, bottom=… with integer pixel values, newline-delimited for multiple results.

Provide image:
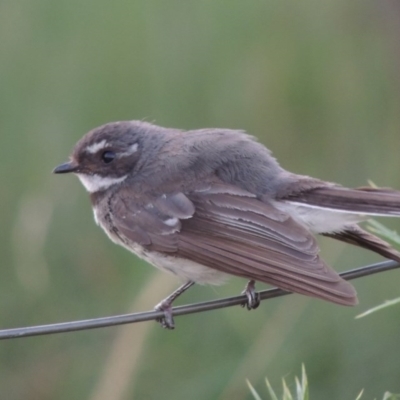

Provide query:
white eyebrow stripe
left=77, top=174, right=128, bottom=193
left=86, top=140, right=108, bottom=154
left=119, top=143, right=138, bottom=158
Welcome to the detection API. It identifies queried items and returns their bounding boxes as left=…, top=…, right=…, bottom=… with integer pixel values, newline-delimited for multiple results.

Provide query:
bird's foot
left=241, top=280, right=260, bottom=310
left=154, top=300, right=175, bottom=330
left=153, top=281, right=195, bottom=329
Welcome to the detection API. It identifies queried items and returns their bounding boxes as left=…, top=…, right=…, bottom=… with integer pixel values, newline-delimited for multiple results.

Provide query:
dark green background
left=1, top=1, right=400, bottom=399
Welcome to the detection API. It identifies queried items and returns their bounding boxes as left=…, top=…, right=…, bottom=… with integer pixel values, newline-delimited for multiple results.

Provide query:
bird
left=53, top=120, right=400, bottom=329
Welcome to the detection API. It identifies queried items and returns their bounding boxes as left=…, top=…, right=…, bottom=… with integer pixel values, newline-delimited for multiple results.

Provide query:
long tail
left=286, top=185, right=400, bottom=263
left=286, top=186, right=400, bottom=216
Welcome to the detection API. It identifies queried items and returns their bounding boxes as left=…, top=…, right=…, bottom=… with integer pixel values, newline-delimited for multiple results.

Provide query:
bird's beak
left=53, top=161, right=79, bottom=174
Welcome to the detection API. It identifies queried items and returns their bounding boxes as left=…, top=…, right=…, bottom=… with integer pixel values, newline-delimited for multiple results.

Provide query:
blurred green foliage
left=248, top=365, right=400, bottom=400
left=248, top=365, right=310, bottom=400
left=1, top=0, right=400, bottom=399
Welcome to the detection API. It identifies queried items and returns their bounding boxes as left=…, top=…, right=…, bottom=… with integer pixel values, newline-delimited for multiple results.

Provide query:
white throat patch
left=77, top=173, right=128, bottom=193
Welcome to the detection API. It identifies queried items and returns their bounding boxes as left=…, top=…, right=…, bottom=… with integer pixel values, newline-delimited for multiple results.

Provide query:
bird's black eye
left=101, top=150, right=116, bottom=164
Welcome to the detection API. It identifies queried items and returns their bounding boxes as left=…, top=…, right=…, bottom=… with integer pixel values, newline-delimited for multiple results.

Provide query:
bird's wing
left=111, top=184, right=357, bottom=305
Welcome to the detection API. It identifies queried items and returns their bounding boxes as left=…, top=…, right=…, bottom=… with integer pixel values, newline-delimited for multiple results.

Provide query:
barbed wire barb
left=0, top=260, right=399, bottom=340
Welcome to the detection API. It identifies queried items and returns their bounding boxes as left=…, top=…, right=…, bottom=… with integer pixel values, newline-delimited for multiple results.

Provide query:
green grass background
left=1, top=1, right=400, bottom=399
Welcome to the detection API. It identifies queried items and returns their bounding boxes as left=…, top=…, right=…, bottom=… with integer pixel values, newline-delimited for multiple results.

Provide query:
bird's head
left=53, top=121, right=155, bottom=193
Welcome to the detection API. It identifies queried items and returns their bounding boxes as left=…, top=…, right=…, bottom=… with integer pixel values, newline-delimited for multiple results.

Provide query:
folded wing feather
left=111, top=184, right=358, bottom=306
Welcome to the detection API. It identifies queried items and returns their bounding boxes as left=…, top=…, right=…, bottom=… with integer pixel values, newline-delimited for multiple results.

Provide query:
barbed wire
left=0, top=260, right=398, bottom=340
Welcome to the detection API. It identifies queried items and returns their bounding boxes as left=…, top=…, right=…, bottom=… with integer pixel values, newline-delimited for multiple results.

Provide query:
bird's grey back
left=82, top=120, right=326, bottom=198
left=133, top=122, right=301, bottom=197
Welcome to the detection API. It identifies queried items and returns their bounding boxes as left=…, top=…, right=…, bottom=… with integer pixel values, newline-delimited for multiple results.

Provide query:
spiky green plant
left=247, top=365, right=309, bottom=400
left=247, top=366, right=399, bottom=400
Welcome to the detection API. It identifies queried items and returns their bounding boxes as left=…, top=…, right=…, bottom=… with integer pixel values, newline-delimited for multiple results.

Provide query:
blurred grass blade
left=247, top=379, right=263, bottom=400
left=356, top=297, right=400, bottom=319
left=367, top=220, right=400, bottom=246
left=282, top=379, right=293, bottom=400
left=295, top=364, right=309, bottom=400
left=382, top=392, right=400, bottom=400
left=295, top=377, right=302, bottom=400
left=355, top=389, right=364, bottom=400
left=360, top=219, right=400, bottom=319
left=265, top=378, right=279, bottom=400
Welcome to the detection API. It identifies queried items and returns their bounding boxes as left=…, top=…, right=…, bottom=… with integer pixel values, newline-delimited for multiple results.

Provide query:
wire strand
left=0, top=260, right=399, bottom=340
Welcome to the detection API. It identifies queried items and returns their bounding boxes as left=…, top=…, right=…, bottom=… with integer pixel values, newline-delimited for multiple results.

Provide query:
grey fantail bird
left=53, top=120, right=400, bottom=329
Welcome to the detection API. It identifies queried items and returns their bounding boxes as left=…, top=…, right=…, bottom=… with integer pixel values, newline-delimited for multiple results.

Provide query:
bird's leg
left=241, top=280, right=260, bottom=310
left=154, top=281, right=195, bottom=329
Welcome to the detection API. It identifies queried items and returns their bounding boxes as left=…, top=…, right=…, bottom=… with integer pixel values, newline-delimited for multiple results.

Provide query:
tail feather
left=323, top=225, right=400, bottom=263
left=287, top=186, right=400, bottom=216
